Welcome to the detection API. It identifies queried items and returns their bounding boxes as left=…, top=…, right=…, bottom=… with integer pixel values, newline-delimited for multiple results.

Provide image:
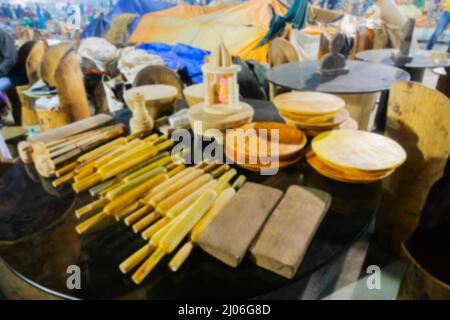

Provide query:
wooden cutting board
left=274, top=91, right=345, bottom=115
left=312, top=130, right=407, bottom=172
left=197, top=182, right=283, bottom=268
left=123, top=85, right=178, bottom=107
left=250, top=185, right=331, bottom=279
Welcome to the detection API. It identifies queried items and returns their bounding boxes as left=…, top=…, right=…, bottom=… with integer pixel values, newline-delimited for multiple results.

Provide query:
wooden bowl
left=225, top=122, right=307, bottom=164
left=184, top=83, right=204, bottom=107
left=124, top=85, right=178, bottom=119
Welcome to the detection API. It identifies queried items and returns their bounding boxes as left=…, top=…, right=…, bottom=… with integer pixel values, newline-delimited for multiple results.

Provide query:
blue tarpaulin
left=138, top=43, right=210, bottom=83
left=81, top=15, right=110, bottom=39
left=106, top=0, right=176, bottom=23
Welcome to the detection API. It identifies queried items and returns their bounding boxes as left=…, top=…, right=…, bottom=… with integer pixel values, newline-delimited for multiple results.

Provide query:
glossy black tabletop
left=266, top=60, right=410, bottom=94
left=0, top=100, right=382, bottom=299
left=356, top=49, right=450, bottom=69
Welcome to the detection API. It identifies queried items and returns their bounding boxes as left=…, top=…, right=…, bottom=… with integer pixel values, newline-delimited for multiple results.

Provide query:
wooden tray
left=307, top=152, right=394, bottom=183
left=311, top=130, right=407, bottom=172
left=274, top=91, right=345, bottom=116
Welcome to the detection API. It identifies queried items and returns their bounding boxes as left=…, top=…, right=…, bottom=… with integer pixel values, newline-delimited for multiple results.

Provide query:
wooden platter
left=273, top=91, right=345, bottom=116
left=307, top=152, right=394, bottom=184
left=311, top=130, right=407, bottom=172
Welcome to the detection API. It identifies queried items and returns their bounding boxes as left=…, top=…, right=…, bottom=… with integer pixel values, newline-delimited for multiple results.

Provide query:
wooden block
left=250, top=186, right=331, bottom=279
left=197, top=182, right=283, bottom=268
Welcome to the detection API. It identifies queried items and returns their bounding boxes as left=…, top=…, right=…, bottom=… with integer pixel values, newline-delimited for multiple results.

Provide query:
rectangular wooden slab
left=250, top=185, right=331, bottom=279
left=197, top=182, right=283, bottom=268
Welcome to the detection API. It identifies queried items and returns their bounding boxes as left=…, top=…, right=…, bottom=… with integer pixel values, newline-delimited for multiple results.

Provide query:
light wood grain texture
left=376, top=81, right=450, bottom=254
left=336, top=93, right=378, bottom=130
left=274, top=91, right=345, bottom=115
left=312, top=130, right=407, bottom=172
left=124, top=85, right=178, bottom=119
left=27, top=114, right=114, bottom=144
left=250, top=186, right=331, bottom=279
left=197, top=182, right=283, bottom=268
left=26, top=40, right=48, bottom=84
left=54, top=50, right=90, bottom=122
left=307, top=152, right=394, bottom=184
left=188, top=102, right=254, bottom=131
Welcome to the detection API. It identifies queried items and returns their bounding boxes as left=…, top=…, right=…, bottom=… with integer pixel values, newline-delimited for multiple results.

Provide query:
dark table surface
left=356, top=49, right=450, bottom=69
left=0, top=100, right=382, bottom=299
left=266, top=60, right=410, bottom=94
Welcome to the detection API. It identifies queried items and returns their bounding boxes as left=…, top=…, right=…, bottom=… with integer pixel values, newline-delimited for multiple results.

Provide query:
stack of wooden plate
left=307, top=130, right=407, bottom=183
left=273, top=91, right=356, bottom=136
left=225, top=122, right=307, bottom=172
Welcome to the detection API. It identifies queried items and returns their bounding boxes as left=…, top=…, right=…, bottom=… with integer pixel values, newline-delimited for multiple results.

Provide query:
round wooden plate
left=283, top=108, right=350, bottom=130
left=124, top=85, right=178, bottom=107
left=307, top=152, right=394, bottom=183
left=225, top=122, right=307, bottom=161
left=312, top=130, right=407, bottom=172
left=225, top=147, right=303, bottom=172
left=274, top=91, right=345, bottom=115
left=188, top=102, right=254, bottom=131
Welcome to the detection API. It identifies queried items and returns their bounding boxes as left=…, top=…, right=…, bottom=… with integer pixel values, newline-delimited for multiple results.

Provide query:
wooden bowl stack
left=307, top=130, right=407, bottom=183
left=225, top=122, right=307, bottom=173
left=273, top=91, right=357, bottom=136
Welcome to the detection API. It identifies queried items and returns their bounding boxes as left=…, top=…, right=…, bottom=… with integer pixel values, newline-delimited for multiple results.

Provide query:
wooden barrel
left=35, top=108, right=70, bottom=132
left=16, top=85, right=39, bottom=126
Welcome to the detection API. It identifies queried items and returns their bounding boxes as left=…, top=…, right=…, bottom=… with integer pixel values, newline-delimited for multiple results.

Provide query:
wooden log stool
left=375, top=81, right=450, bottom=254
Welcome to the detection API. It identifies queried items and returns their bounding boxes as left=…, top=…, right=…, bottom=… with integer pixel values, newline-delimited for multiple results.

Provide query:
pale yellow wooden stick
left=119, top=243, right=156, bottom=274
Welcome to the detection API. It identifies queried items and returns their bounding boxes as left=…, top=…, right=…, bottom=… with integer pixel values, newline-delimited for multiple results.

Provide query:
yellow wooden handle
left=132, top=247, right=165, bottom=285
left=75, top=198, right=108, bottom=219
left=75, top=211, right=108, bottom=235
left=119, top=243, right=155, bottom=275
left=168, top=242, right=194, bottom=272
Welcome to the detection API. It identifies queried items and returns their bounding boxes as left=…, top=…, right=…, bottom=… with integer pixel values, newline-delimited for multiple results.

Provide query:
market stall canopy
left=129, top=0, right=287, bottom=62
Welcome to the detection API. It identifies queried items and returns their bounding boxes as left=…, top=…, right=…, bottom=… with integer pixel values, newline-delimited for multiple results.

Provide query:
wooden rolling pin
left=74, top=165, right=183, bottom=235
left=250, top=186, right=331, bottom=279
left=34, top=124, right=126, bottom=178
left=72, top=138, right=174, bottom=193
left=131, top=164, right=232, bottom=235
left=168, top=175, right=247, bottom=272
left=118, top=172, right=241, bottom=276
left=131, top=189, right=218, bottom=285
left=196, top=183, right=283, bottom=268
